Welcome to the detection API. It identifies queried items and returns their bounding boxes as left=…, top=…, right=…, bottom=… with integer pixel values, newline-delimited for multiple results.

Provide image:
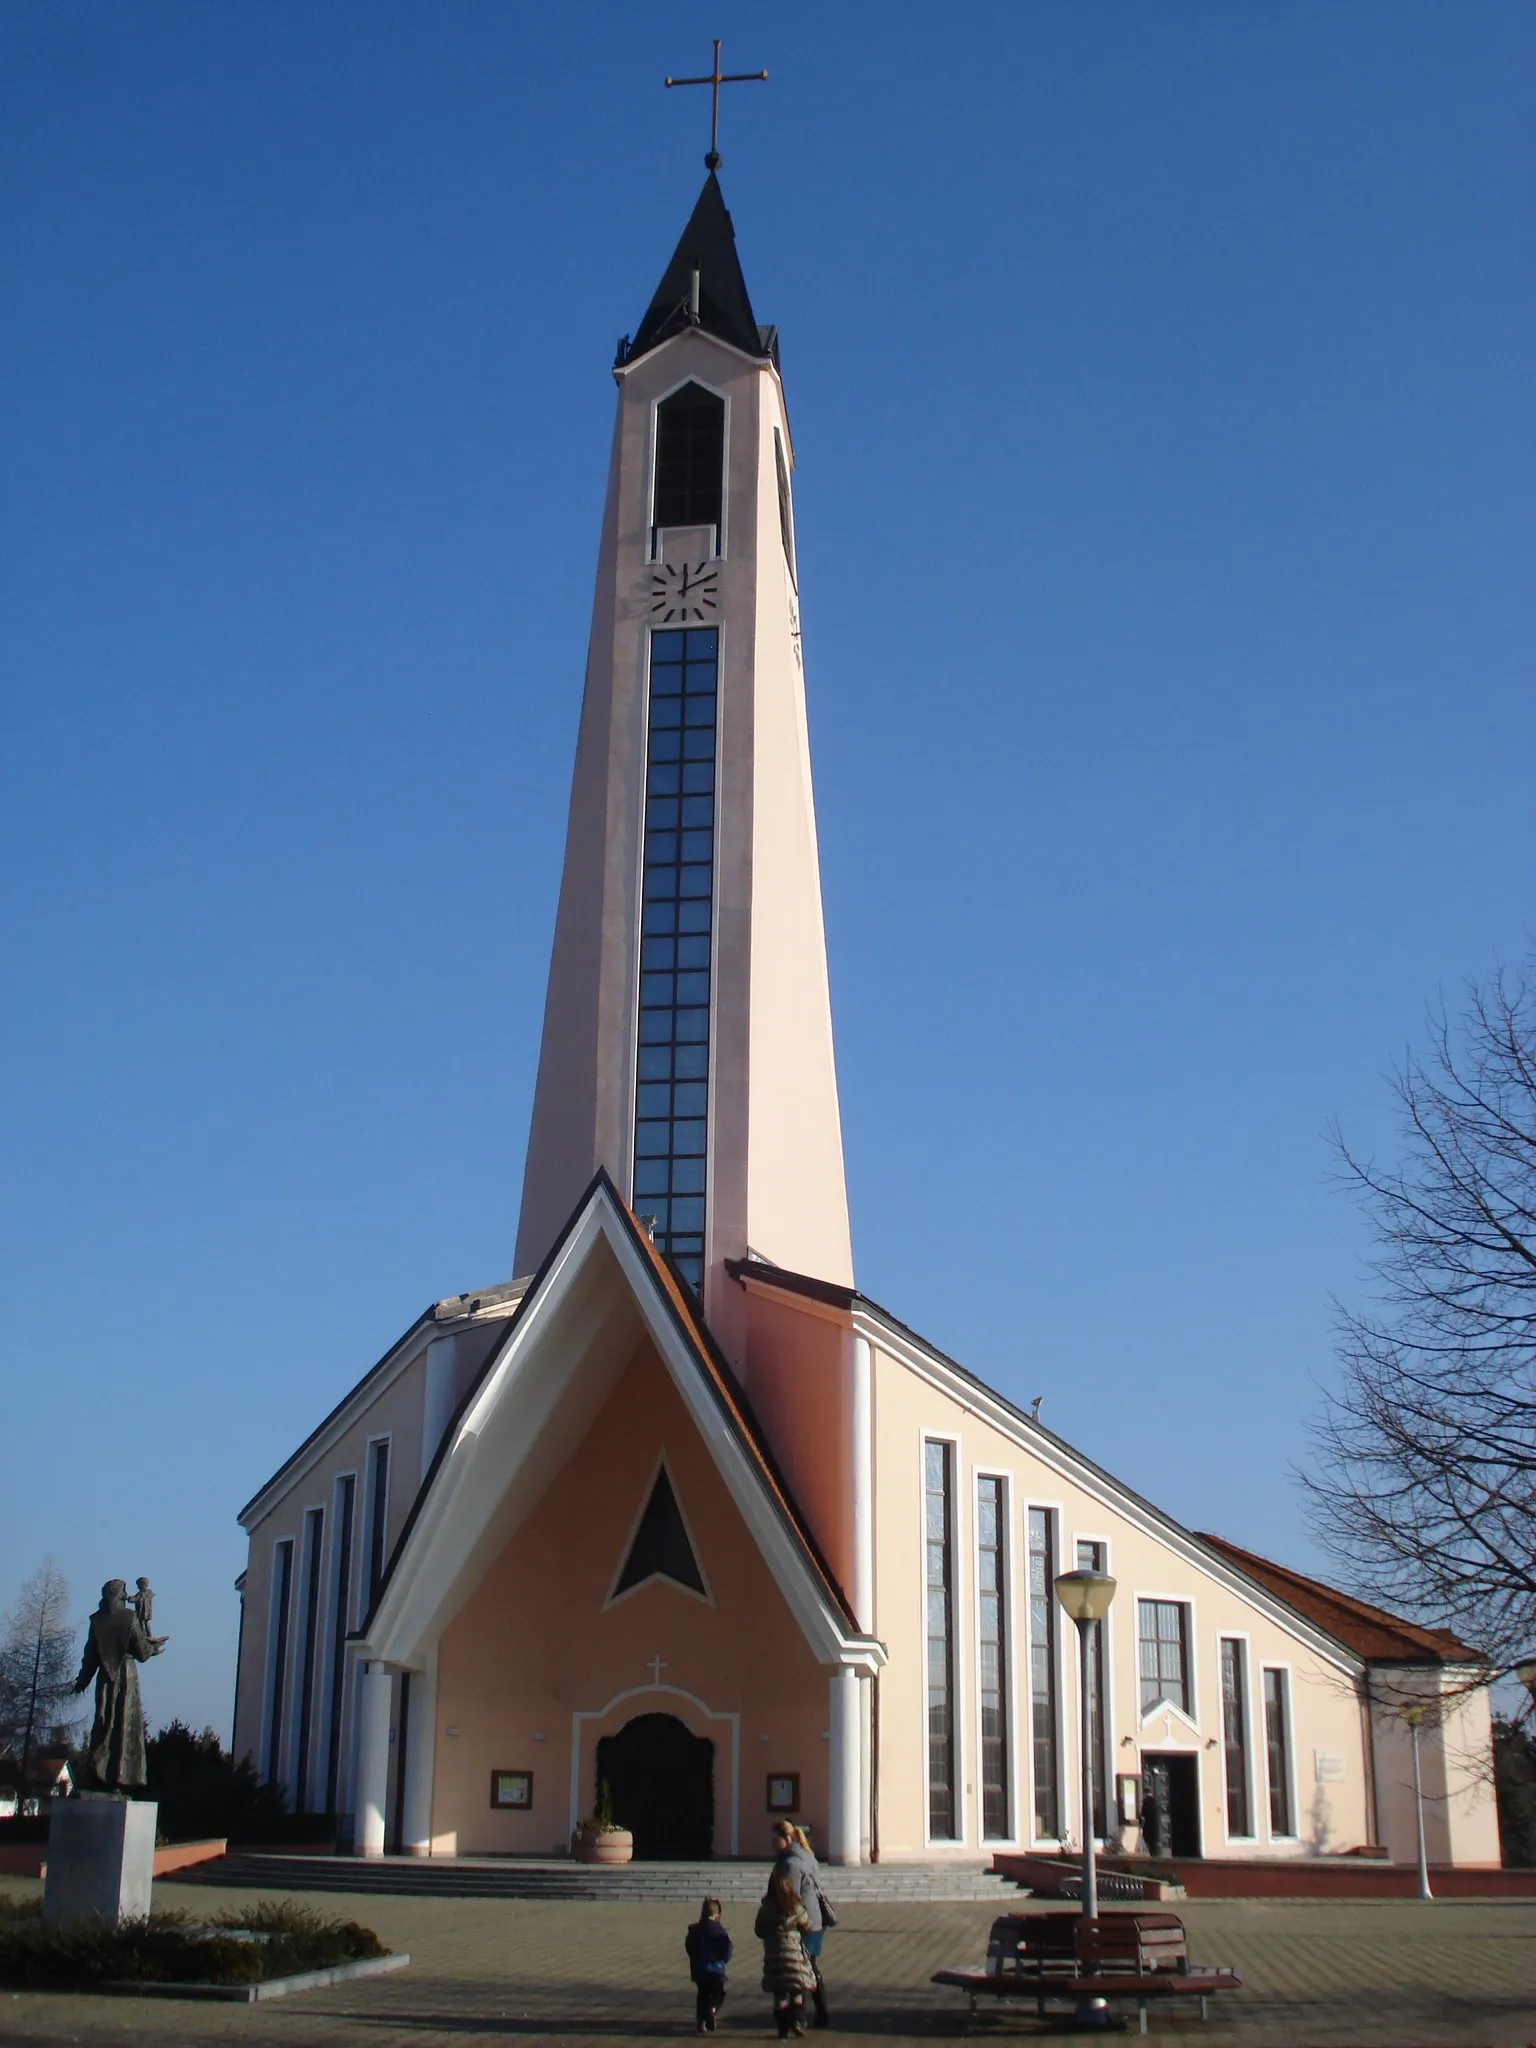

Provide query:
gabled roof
left=238, top=1280, right=528, bottom=1528
left=625, top=173, right=769, bottom=365
left=727, top=1255, right=1374, bottom=1675
left=356, top=1172, right=878, bottom=1670
left=617, top=1193, right=861, bottom=1635
left=1195, top=1533, right=1484, bottom=1666
left=729, top=1256, right=1486, bottom=1673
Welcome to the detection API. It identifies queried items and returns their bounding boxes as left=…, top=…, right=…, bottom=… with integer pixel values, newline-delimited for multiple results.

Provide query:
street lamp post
left=1055, top=1567, right=1117, bottom=2028
left=1399, top=1702, right=1433, bottom=1902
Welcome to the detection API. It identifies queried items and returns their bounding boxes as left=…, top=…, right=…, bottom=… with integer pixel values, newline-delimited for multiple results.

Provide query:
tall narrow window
left=266, top=1538, right=293, bottom=1785
left=293, top=1507, right=325, bottom=1809
left=633, top=626, right=718, bottom=1291
left=365, top=1439, right=390, bottom=1612
left=324, top=1471, right=355, bottom=1813
left=1220, top=1640, right=1253, bottom=1838
left=232, top=1583, right=246, bottom=1753
left=1028, top=1508, right=1060, bottom=1839
left=925, top=1441, right=956, bottom=1839
left=1137, top=1600, right=1190, bottom=1715
left=653, top=382, right=724, bottom=538
left=1263, top=1668, right=1293, bottom=1835
left=1076, top=1539, right=1109, bottom=1839
left=977, top=1477, right=1009, bottom=1839
left=773, top=427, right=796, bottom=584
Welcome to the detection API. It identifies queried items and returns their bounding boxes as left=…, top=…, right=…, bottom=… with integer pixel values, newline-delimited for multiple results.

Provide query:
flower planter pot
left=572, top=1827, right=633, bottom=1865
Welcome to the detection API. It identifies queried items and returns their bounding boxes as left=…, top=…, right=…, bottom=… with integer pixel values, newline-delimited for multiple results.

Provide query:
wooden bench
left=932, top=1911, right=1242, bottom=2033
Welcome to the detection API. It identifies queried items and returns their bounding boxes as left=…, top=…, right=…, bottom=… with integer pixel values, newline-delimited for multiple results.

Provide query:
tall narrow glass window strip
left=1137, top=1600, right=1190, bottom=1715
left=266, top=1540, right=293, bottom=1785
left=324, top=1472, right=355, bottom=1814
left=294, top=1508, right=325, bottom=1808
left=1076, top=1539, right=1109, bottom=1839
left=977, top=1477, right=1009, bottom=1839
left=925, top=1441, right=957, bottom=1839
left=773, top=427, right=796, bottom=584
left=1028, top=1508, right=1060, bottom=1839
left=1220, top=1640, right=1252, bottom=1837
left=366, top=1440, right=390, bottom=1612
left=1263, top=1668, right=1293, bottom=1835
left=633, top=626, right=718, bottom=1291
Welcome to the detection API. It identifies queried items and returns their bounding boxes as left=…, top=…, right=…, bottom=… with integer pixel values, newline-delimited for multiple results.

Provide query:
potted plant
left=571, top=1779, right=633, bottom=1865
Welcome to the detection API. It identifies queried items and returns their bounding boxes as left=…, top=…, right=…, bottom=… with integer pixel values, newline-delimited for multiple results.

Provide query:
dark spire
left=624, top=174, right=772, bottom=366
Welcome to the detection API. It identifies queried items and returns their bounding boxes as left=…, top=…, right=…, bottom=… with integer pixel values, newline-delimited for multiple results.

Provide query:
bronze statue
left=73, top=1580, right=167, bottom=1792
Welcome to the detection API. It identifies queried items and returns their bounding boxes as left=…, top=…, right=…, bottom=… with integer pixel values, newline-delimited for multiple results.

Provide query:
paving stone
left=3, top=1876, right=1534, bottom=2045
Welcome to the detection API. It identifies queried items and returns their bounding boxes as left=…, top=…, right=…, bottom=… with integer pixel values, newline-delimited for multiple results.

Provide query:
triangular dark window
left=614, top=1466, right=705, bottom=1597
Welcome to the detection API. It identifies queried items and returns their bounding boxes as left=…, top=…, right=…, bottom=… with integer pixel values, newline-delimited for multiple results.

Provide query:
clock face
left=649, top=561, right=719, bottom=623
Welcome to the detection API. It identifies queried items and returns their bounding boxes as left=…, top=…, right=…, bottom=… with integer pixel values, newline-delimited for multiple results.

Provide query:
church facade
left=233, top=175, right=1500, bottom=1872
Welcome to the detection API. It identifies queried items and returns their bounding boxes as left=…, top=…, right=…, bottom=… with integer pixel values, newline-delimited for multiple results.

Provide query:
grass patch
left=0, top=1894, right=387, bottom=1989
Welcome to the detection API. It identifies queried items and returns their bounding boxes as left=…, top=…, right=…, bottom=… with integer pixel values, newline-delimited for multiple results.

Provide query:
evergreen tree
left=144, top=1721, right=288, bottom=1841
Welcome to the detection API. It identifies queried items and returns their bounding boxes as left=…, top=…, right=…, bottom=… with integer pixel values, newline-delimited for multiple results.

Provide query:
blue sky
left=2, top=2, right=1531, bottom=1739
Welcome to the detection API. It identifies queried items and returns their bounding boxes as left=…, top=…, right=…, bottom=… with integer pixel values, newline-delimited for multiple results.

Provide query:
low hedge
left=0, top=1895, right=388, bottom=1989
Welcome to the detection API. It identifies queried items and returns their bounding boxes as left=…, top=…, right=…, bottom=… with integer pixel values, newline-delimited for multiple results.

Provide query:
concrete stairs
left=185, top=1850, right=1024, bottom=1905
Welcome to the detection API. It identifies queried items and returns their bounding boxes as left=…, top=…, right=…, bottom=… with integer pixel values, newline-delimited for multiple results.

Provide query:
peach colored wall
left=235, top=1345, right=428, bottom=1792
left=739, top=1283, right=855, bottom=1603
left=1369, top=1672, right=1502, bottom=1867
left=870, top=1339, right=1373, bottom=1864
left=738, top=375, right=854, bottom=1294
left=430, top=1335, right=833, bottom=1857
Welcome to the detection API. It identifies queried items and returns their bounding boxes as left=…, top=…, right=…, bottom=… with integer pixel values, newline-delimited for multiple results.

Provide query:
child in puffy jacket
left=684, top=1896, right=733, bottom=2034
left=754, top=1871, right=816, bottom=2038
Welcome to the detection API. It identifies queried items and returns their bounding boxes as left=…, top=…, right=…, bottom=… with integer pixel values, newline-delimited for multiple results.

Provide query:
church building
left=232, top=165, right=1500, bottom=1873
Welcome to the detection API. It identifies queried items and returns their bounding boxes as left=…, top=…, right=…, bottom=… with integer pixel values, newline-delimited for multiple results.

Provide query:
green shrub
left=143, top=1721, right=289, bottom=1843
left=0, top=1897, right=388, bottom=1988
left=208, top=1898, right=386, bottom=1974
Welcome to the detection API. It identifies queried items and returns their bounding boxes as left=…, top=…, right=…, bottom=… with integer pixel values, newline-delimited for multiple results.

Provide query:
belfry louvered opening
left=653, top=383, right=724, bottom=548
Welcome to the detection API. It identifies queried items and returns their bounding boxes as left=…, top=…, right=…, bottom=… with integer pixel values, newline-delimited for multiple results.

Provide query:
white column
left=847, top=1333, right=873, bottom=1630
left=400, top=1653, right=436, bottom=1856
left=421, top=1336, right=456, bottom=1482
left=355, top=1662, right=393, bottom=1858
left=827, top=1666, right=862, bottom=1866
left=858, top=1672, right=874, bottom=1863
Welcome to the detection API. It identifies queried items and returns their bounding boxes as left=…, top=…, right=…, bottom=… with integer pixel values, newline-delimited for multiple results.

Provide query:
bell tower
left=514, top=173, right=853, bottom=1324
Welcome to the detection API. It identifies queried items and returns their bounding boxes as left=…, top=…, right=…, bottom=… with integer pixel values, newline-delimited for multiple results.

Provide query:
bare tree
left=0, top=1559, right=79, bottom=1780
left=1304, top=958, right=1536, bottom=1683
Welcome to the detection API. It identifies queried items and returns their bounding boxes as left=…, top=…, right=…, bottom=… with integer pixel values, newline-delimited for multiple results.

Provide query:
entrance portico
left=347, top=1178, right=882, bottom=1863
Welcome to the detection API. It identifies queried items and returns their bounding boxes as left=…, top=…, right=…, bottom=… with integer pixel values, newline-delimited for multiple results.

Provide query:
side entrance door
left=1141, top=1752, right=1202, bottom=1859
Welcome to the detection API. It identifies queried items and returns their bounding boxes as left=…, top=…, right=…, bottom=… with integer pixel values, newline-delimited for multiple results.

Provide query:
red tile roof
left=1196, top=1533, right=1482, bottom=1665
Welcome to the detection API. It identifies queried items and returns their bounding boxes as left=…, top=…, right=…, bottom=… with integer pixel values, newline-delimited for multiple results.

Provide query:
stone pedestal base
left=43, top=1798, right=157, bottom=1927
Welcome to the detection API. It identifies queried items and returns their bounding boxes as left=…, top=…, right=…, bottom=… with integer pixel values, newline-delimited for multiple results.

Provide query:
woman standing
left=754, top=1869, right=816, bottom=2038
left=771, top=1819, right=831, bottom=2028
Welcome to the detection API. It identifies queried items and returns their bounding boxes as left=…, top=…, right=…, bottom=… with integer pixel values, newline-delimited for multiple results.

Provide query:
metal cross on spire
left=665, top=39, right=767, bottom=172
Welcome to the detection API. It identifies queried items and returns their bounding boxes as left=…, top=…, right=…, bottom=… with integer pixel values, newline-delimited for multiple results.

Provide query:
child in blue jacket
left=685, top=1896, right=733, bottom=2033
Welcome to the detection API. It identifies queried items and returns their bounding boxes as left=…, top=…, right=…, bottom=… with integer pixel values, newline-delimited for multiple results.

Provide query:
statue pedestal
left=43, top=1798, right=157, bottom=1927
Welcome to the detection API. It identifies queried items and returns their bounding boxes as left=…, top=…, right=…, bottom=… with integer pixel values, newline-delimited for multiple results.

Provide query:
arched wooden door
left=596, top=1712, right=715, bottom=1859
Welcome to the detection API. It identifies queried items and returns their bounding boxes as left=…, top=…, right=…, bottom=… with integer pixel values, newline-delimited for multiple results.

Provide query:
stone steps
left=185, top=1851, right=1024, bottom=1905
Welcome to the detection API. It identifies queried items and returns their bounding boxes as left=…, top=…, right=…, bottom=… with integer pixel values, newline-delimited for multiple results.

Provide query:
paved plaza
left=3, top=1876, right=1535, bottom=2046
